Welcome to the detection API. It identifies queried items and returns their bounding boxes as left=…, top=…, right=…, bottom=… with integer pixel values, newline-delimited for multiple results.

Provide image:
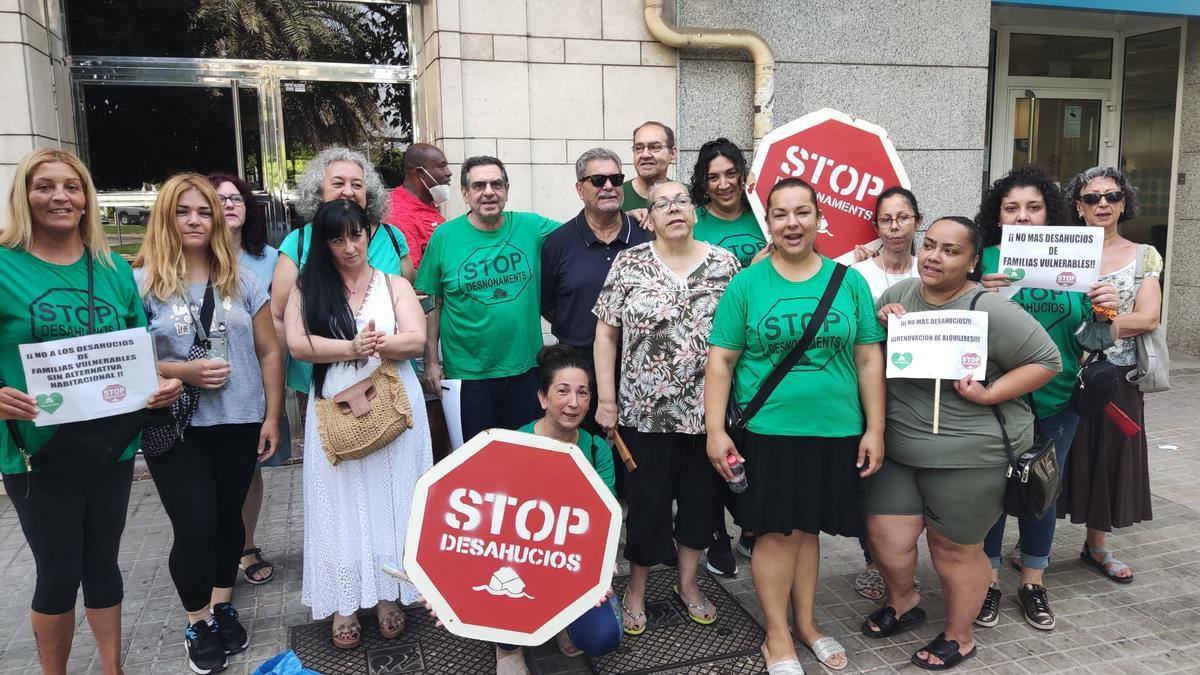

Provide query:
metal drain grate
left=288, top=610, right=495, bottom=674
left=585, top=568, right=766, bottom=674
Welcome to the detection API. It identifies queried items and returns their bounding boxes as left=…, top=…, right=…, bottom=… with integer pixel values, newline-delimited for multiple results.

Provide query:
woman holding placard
left=1057, top=167, right=1161, bottom=585
left=865, top=216, right=1060, bottom=670
left=706, top=178, right=887, bottom=673
left=973, top=166, right=1119, bottom=630
left=0, top=148, right=182, bottom=675
left=135, top=173, right=284, bottom=674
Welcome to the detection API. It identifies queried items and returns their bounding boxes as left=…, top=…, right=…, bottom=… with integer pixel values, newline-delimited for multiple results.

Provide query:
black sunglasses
left=581, top=173, right=625, bottom=188
left=1080, top=191, right=1124, bottom=205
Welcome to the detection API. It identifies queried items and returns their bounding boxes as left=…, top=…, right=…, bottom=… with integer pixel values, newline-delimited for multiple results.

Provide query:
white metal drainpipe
left=643, top=0, right=776, bottom=148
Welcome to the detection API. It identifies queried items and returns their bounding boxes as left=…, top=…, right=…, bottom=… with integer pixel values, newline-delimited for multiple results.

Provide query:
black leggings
left=4, top=459, right=134, bottom=614
left=145, top=423, right=260, bottom=612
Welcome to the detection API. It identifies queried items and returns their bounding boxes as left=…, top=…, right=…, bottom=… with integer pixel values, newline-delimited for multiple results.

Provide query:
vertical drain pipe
left=643, top=0, right=775, bottom=148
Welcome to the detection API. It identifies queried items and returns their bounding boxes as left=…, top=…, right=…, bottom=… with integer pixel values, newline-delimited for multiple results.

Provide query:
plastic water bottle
left=727, top=455, right=747, bottom=493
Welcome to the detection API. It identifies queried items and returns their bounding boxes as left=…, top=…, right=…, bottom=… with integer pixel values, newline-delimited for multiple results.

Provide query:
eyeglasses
left=217, top=194, right=245, bottom=206
left=580, top=173, right=625, bottom=188
left=468, top=180, right=508, bottom=193
left=877, top=214, right=915, bottom=228
left=633, top=143, right=669, bottom=154
left=1080, top=191, right=1124, bottom=206
left=649, top=195, right=694, bottom=213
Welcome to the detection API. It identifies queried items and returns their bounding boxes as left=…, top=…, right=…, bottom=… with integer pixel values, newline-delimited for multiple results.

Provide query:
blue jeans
left=982, top=409, right=1080, bottom=570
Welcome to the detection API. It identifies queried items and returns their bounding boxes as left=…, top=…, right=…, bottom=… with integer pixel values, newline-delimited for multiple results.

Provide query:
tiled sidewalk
left=1, top=372, right=1198, bottom=674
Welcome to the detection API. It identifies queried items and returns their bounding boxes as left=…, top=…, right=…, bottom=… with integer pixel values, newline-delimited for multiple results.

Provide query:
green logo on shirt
left=1012, top=288, right=1075, bottom=331
left=718, top=233, right=766, bottom=265
left=29, top=289, right=120, bottom=339
left=756, top=298, right=850, bottom=371
left=458, top=242, right=532, bottom=305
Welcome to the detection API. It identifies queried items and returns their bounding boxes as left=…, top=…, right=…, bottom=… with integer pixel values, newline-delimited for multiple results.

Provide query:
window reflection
left=1008, top=33, right=1112, bottom=79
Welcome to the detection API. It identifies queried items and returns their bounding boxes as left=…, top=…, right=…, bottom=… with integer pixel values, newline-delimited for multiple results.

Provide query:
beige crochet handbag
left=315, top=358, right=413, bottom=465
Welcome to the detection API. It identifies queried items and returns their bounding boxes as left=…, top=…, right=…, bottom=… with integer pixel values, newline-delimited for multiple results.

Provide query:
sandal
left=762, top=644, right=805, bottom=674
left=797, top=634, right=847, bottom=671
left=861, top=605, right=927, bottom=638
left=1080, top=545, right=1133, bottom=584
left=331, top=618, right=361, bottom=650
left=556, top=629, right=582, bottom=657
left=377, top=606, right=406, bottom=639
left=854, top=568, right=884, bottom=600
left=673, top=584, right=717, bottom=625
left=621, top=590, right=647, bottom=635
left=911, top=632, right=977, bottom=671
left=239, top=547, right=275, bottom=585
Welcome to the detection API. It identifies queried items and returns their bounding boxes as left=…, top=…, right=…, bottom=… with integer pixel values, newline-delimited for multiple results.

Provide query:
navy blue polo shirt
left=541, top=210, right=649, bottom=351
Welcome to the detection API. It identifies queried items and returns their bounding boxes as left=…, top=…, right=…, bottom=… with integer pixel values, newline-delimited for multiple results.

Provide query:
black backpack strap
left=737, top=262, right=848, bottom=427
left=297, top=227, right=305, bottom=266
left=382, top=224, right=403, bottom=259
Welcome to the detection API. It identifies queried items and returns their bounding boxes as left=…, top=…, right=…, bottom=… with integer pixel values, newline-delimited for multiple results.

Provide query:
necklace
left=343, top=267, right=372, bottom=296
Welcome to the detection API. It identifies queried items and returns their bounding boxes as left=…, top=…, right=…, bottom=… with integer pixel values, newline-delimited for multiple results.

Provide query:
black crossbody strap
left=739, top=263, right=847, bottom=425
left=969, top=290, right=1025, bottom=472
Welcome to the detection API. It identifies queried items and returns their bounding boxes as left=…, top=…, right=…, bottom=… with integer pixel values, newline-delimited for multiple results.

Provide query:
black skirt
left=735, top=431, right=865, bottom=537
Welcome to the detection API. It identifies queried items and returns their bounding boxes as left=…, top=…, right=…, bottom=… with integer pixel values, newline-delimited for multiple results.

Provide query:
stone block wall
left=1166, top=18, right=1200, bottom=357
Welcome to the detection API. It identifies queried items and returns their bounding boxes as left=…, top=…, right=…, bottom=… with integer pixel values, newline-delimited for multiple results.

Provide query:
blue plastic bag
left=252, top=650, right=320, bottom=675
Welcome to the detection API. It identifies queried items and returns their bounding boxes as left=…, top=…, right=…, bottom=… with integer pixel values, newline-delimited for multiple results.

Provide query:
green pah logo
left=891, top=352, right=913, bottom=369
left=1003, top=267, right=1026, bottom=282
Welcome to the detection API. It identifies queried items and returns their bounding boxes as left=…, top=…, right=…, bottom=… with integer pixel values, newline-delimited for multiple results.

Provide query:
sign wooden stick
left=933, top=379, right=941, bottom=434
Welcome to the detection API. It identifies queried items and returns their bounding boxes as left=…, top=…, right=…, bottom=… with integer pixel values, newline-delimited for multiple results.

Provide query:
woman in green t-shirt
left=706, top=178, right=887, bottom=673
left=0, top=148, right=182, bottom=675
left=865, top=217, right=1060, bottom=671
left=973, top=166, right=1119, bottom=631
left=687, top=138, right=766, bottom=269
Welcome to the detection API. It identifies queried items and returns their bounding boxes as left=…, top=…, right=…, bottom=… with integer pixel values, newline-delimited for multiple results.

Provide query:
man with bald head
left=389, top=143, right=453, bottom=270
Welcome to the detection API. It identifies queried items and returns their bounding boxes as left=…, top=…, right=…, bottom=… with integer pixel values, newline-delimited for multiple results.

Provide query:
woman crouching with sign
left=705, top=178, right=886, bottom=673
left=283, top=199, right=433, bottom=650
left=0, top=149, right=182, bottom=675
left=135, top=173, right=284, bottom=673
left=864, top=216, right=1060, bottom=671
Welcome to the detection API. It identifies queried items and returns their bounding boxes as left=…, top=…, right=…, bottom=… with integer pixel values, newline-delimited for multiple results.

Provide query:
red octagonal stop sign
left=404, top=429, right=621, bottom=645
left=749, top=108, right=910, bottom=261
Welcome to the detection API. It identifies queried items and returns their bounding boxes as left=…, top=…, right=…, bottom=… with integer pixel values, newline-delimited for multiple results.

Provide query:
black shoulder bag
left=969, top=292, right=1060, bottom=521
left=3, top=252, right=170, bottom=491
left=725, top=263, right=847, bottom=433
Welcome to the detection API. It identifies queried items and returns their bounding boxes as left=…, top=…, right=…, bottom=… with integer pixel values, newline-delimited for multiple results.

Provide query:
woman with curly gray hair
left=1058, top=166, right=1160, bottom=586
left=270, top=147, right=415, bottom=398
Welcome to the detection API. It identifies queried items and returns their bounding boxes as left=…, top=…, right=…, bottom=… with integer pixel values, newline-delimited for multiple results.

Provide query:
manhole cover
left=289, top=610, right=494, bottom=674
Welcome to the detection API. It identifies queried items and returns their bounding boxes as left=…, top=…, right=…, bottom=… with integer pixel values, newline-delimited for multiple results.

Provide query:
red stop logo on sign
left=749, top=108, right=910, bottom=261
left=403, top=429, right=621, bottom=645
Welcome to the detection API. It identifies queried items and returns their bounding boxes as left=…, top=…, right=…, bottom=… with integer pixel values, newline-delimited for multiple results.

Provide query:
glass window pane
left=1011, top=97, right=1102, bottom=187
left=1119, top=28, right=1181, bottom=248
left=66, top=1, right=410, bottom=66
left=1008, top=33, right=1112, bottom=79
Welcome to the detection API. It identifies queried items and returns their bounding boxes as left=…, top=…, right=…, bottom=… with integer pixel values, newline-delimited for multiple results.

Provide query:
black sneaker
left=973, top=583, right=1001, bottom=628
left=704, top=536, right=737, bottom=577
left=735, top=534, right=755, bottom=559
left=1018, top=583, right=1056, bottom=630
left=212, top=602, right=250, bottom=655
left=184, top=619, right=227, bottom=674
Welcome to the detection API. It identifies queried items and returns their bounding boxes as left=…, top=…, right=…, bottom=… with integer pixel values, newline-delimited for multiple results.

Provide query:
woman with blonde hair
left=0, top=148, right=182, bottom=675
left=135, top=173, right=284, bottom=674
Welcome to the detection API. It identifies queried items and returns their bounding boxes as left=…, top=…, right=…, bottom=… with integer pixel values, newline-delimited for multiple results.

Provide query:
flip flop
left=854, top=568, right=885, bottom=600
left=673, top=584, right=717, bottom=625
left=861, top=605, right=927, bottom=638
left=620, top=590, right=647, bottom=635
left=331, top=619, right=361, bottom=650
left=1080, top=545, right=1133, bottom=584
left=801, top=635, right=847, bottom=671
left=762, top=644, right=805, bottom=674
left=911, top=633, right=977, bottom=671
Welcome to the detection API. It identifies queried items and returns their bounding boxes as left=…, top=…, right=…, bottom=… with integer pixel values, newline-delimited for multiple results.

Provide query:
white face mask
left=420, top=167, right=451, bottom=206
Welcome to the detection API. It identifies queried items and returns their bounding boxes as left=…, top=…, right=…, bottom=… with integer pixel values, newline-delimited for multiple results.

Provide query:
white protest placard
left=887, top=310, right=989, bottom=381
left=997, top=225, right=1102, bottom=296
left=20, top=327, right=159, bottom=427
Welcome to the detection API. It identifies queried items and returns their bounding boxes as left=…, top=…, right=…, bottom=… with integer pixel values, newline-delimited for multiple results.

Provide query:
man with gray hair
left=541, top=148, right=649, bottom=436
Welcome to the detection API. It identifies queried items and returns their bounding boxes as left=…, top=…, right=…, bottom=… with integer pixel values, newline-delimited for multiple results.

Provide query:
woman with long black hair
left=284, top=199, right=432, bottom=650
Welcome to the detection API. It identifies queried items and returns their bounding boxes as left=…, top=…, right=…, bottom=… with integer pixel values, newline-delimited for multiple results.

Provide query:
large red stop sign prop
left=403, top=429, right=621, bottom=645
left=749, top=108, right=910, bottom=261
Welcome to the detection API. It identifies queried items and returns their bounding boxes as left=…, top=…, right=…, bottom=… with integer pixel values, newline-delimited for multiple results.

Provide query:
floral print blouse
left=593, top=242, right=739, bottom=434
left=1101, top=244, right=1162, bottom=367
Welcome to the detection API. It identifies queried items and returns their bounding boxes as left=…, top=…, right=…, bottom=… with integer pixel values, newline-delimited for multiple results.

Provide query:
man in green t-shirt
left=415, top=156, right=561, bottom=442
left=622, top=121, right=677, bottom=211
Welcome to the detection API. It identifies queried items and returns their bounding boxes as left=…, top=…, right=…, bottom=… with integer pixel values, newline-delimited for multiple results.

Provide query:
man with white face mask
left=389, top=143, right=453, bottom=271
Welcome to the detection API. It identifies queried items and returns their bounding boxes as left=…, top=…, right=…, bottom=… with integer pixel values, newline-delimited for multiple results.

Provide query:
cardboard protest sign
left=404, top=429, right=621, bottom=645
left=20, top=327, right=159, bottom=427
left=886, top=310, right=989, bottom=381
left=996, top=225, right=1102, bottom=295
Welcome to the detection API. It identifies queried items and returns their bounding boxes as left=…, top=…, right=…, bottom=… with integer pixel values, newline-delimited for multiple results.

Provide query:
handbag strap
left=737, top=262, right=847, bottom=427
left=968, top=290, right=1029, bottom=473
left=181, top=281, right=222, bottom=343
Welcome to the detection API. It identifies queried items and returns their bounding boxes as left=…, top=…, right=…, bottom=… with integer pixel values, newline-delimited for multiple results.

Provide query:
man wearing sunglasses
left=415, top=156, right=563, bottom=443
left=541, top=149, right=650, bottom=439
left=624, top=121, right=678, bottom=210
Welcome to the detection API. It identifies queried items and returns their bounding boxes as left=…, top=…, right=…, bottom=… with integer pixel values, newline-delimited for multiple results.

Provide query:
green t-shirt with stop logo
left=692, top=207, right=766, bottom=269
left=415, top=211, right=561, bottom=380
left=709, top=256, right=885, bottom=437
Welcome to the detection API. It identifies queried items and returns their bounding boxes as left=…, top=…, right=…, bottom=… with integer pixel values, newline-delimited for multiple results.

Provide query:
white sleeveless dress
left=301, top=270, right=433, bottom=619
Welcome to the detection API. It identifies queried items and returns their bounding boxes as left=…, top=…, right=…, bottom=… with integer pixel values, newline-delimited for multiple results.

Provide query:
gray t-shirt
left=879, top=279, right=1062, bottom=468
left=137, top=268, right=269, bottom=427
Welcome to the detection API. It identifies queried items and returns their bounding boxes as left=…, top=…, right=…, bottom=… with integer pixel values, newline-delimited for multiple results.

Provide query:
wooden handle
left=613, top=430, right=637, bottom=472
